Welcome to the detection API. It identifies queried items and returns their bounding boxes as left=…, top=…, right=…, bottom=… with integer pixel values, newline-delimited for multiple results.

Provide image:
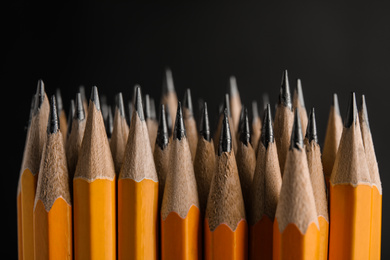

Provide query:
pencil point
left=261, top=104, right=274, bottom=148
left=56, top=88, right=64, bottom=112
left=360, top=95, right=370, bottom=130
left=199, top=102, right=211, bottom=142
left=218, top=109, right=232, bottom=155
left=115, top=92, right=126, bottom=118
left=290, top=108, right=304, bottom=150
left=134, top=87, right=145, bottom=121
left=47, top=95, right=60, bottom=134
left=173, top=102, right=186, bottom=140
left=252, top=100, right=259, bottom=120
left=223, top=93, right=231, bottom=117
left=162, top=67, right=175, bottom=95
left=144, top=94, right=152, bottom=120
left=228, top=76, right=239, bottom=97
left=332, top=93, right=341, bottom=116
left=75, top=93, right=85, bottom=121
left=296, top=79, right=306, bottom=108
left=279, top=70, right=292, bottom=110
left=156, top=104, right=169, bottom=150
left=66, top=99, right=75, bottom=136
left=306, top=107, right=318, bottom=144
left=345, top=92, right=357, bottom=128
left=34, top=79, right=45, bottom=113
left=90, top=86, right=101, bottom=111
left=105, top=105, right=113, bottom=138
left=239, top=106, right=251, bottom=146
left=183, top=88, right=193, bottom=116
left=165, top=105, right=173, bottom=136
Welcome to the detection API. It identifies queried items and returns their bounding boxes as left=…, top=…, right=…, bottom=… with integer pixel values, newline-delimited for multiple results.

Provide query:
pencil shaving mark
left=161, top=204, right=200, bottom=221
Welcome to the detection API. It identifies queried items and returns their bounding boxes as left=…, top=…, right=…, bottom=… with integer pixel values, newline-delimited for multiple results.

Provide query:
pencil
left=56, top=88, right=68, bottom=143
left=249, top=104, right=282, bottom=260
left=154, top=104, right=170, bottom=210
left=205, top=109, right=248, bottom=260
left=65, top=99, right=75, bottom=140
left=322, top=93, right=343, bottom=189
left=73, top=86, right=116, bottom=259
left=145, top=94, right=158, bottom=151
left=236, top=106, right=256, bottom=214
left=110, top=92, right=129, bottom=174
left=105, top=105, right=114, bottom=140
left=273, top=108, right=320, bottom=260
left=328, top=92, right=372, bottom=259
left=33, top=96, right=72, bottom=259
left=304, top=108, right=329, bottom=260
left=161, top=68, right=178, bottom=123
left=161, top=102, right=200, bottom=260
left=118, top=87, right=159, bottom=259
left=78, top=85, right=88, bottom=118
left=126, top=99, right=133, bottom=127
left=194, top=102, right=216, bottom=216
left=229, top=76, right=242, bottom=135
left=251, top=100, right=261, bottom=153
left=183, top=88, right=198, bottom=161
left=274, top=70, right=294, bottom=174
left=17, top=94, right=36, bottom=259
left=65, top=93, right=86, bottom=188
left=293, top=79, right=308, bottom=137
left=18, top=80, right=49, bottom=260
left=359, top=95, right=382, bottom=260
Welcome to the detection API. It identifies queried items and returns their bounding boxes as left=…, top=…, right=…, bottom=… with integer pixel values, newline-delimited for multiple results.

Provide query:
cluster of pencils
left=17, top=69, right=382, bottom=260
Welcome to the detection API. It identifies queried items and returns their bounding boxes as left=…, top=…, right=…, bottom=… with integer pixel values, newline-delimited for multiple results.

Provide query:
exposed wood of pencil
left=161, top=68, right=178, bottom=124
left=359, top=95, right=382, bottom=260
left=249, top=104, right=282, bottom=260
left=251, top=100, right=261, bottom=153
left=304, top=108, right=329, bottom=260
left=73, top=87, right=116, bottom=260
left=56, top=88, right=68, bottom=144
left=273, top=108, right=320, bottom=260
left=229, top=76, right=242, bottom=135
left=110, top=93, right=129, bottom=174
left=274, top=70, right=294, bottom=175
left=18, top=80, right=49, bottom=260
left=205, top=109, right=247, bottom=260
left=235, top=106, right=256, bottom=215
left=118, top=88, right=158, bottom=259
left=161, top=102, right=200, bottom=260
left=34, top=96, right=72, bottom=259
left=183, top=88, right=198, bottom=161
left=194, top=102, right=216, bottom=216
left=322, top=93, right=343, bottom=188
left=293, top=79, right=308, bottom=137
left=329, top=92, right=372, bottom=260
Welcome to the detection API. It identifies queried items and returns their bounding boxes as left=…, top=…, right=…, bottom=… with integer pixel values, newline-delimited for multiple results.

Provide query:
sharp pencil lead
left=218, top=108, right=232, bottom=155
left=344, top=92, right=357, bottom=128
left=290, top=107, right=304, bottom=150
left=239, top=106, right=251, bottom=146
left=47, top=95, right=60, bottom=134
left=173, top=102, right=186, bottom=140
left=156, top=104, right=169, bottom=150
left=279, top=70, right=292, bottom=110
left=306, top=107, right=318, bottom=144
left=261, top=104, right=274, bottom=148
left=199, top=102, right=211, bottom=142
left=90, top=86, right=101, bottom=111
left=134, top=87, right=145, bottom=121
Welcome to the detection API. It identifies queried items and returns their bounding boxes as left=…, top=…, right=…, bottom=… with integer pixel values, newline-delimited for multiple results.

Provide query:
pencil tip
left=55, top=88, right=63, bottom=111
left=295, top=79, right=305, bottom=108
left=239, top=106, right=251, bottom=146
left=162, top=67, right=175, bottom=95
left=360, top=95, right=370, bottom=130
left=183, top=88, right=193, bottom=116
left=34, top=79, right=46, bottom=113
left=223, top=93, right=231, bottom=117
left=218, top=108, right=232, bottom=155
left=306, top=107, right=318, bottom=144
left=199, top=102, right=211, bottom=141
left=115, top=92, right=126, bottom=118
left=228, top=76, right=239, bottom=97
left=66, top=99, right=75, bottom=136
left=144, top=94, right=152, bottom=119
left=156, top=104, right=169, bottom=150
left=105, top=105, right=113, bottom=138
left=261, top=104, right=274, bottom=148
left=345, top=92, right=357, bottom=128
left=90, top=86, right=101, bottom=111
left=75, top=93, right=86, bottom=121
left=279, top=70, right=292, bottom=110
left=251, top=100, right=259, bottom=120
left=134, top=87, right=145, bottom=121
left=332, top=93, right=341, bottom=116
left=290, top=107, right=304, bottom=150
left=165, top=105, right=173, bottom=136
left=47, top=95, right=60, bottom=134
left=173, top=102, right=186, bottom=140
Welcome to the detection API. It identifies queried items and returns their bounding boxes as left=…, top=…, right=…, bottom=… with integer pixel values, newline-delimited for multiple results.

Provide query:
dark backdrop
left=6, top=2, right=390, bottom=258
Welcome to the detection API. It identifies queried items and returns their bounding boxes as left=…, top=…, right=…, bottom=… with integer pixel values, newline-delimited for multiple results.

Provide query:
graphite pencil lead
left=47, top=95, right=60, bottom=134
left=173, top=102, right=186, bottom=140
left=332, top=93, right=341, bottom=116
left=296, top=79, right=306, bottom=108
left=127, top=100, right=133, bottom=126
left=75, top=93, right=85, bottom=121
left=134, top=87, right=145, bottom=121
left=262, top=93, right=270, bottom=112
left=218, top=108, right=232, bottom=155
left=79, top=85, right=86, bottom=102
left=360, top=95, right=370, bottom=130
left=199, top=102, right=211, bottom=142
left=162, top=67, right=175, bottom=95
left=261, top=104, right=274, bottom=148
left=239, top=106, right=251, bottom=146
left=105, top=105, right=113, bottom=138
left=156, top=104, right=169, bottom=150
left=115, top=92, right=126, bottom=118
left=223, top=93, right=231, bottom=117
left=34, top=79, right=45, bottom=113
left=345, top=92, right=357, bottom=128
left=66, top=99, right=75, bottom=136
left=90, top=86, right=101, bottom=111
left=144, top=94, right=152, bottom=119
left=279, top=70, right=292, bottom=110
left=306, top=107, right=318, bottom=144
left=183, top=88, right=194, bottom=116
left=290, top=107, right=304, bottom=150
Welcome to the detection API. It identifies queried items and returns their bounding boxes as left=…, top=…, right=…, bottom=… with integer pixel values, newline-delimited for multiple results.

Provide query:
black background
left=6, top=2, right=390, bottom=258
